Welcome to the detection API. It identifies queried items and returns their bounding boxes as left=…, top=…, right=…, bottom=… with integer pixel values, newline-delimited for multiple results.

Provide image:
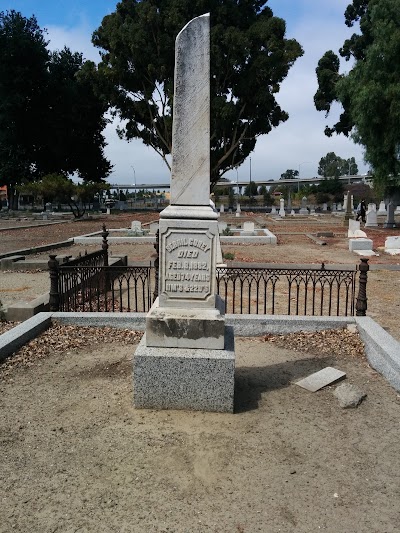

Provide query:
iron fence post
left=48, top=254, right=60, bottom=311
left=356, top=258, right=369, bottom=316
left=102, top=224, right=109, bottom=267
left=101, top=224, right=110, bottom=296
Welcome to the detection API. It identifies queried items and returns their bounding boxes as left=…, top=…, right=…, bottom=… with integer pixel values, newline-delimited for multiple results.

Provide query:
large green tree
left=318, top=152, right=358, bottom=178
left=0, top=10, right=112, bottom=209
left=92, top=0, right=303, bottom=187
left=36, top=48, right=112, bottom=181
left=314, top=0, right=400, bottom=187
left=0, top=10, right=49, bottom=209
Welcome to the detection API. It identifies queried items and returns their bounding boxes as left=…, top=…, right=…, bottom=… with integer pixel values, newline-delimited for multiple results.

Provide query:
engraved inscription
left=163, top=231, right=212, bottom=298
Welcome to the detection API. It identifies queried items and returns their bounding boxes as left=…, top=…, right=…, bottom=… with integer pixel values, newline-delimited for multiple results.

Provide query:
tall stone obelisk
left=133, top=14, right=235, bottom=413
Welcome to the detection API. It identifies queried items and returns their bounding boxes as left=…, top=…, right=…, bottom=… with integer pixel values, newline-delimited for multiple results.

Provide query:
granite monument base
left=133, top=327, right=235, bottom=412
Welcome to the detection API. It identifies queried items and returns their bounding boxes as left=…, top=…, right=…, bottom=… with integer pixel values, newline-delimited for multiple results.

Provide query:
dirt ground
left=1, top=214, right=400, bottom=532
left=0, top=324, right=399, bottom=533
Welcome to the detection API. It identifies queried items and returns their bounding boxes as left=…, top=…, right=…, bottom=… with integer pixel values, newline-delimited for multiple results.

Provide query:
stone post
left=344, top=191, right=352, bottom=226
left=384, top=201, right=396, bottom=228
left=356, top=258, right=369, bottom=316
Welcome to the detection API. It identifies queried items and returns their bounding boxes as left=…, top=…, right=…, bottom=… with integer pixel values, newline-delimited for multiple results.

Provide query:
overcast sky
left=4, top=0, right=369, bottom=185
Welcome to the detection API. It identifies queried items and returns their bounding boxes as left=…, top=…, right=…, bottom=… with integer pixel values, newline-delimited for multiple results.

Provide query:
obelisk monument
left=133, top=14, right=235, bottom=412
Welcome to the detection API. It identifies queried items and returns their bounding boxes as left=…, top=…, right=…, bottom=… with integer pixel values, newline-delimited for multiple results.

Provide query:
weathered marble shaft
left=170, top=14, right=210, bottom=206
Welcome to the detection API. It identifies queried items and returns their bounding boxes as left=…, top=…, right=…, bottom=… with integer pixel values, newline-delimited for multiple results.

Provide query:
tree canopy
left=318, top=152, right=358, bottom=178
left=0, top=10, right=112, bottom=208
left=314, top=0, right=400, bottom=187
left=280, top=169, right=299, bottom=179
left=19, top=174, right=109, bottom=218
left=92, top=0, right=303, bottom=187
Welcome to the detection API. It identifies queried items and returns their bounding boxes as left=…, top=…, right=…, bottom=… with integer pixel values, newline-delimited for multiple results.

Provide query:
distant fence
left=48, top=226, right=369, bottom=316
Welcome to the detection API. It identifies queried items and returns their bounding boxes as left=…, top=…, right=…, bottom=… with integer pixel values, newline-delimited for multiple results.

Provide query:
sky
left=2, top=0, right=370, bottom=186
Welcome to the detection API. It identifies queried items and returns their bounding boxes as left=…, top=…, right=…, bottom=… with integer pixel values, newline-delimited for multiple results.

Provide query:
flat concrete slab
left=295, top=366, right=346, bottom=392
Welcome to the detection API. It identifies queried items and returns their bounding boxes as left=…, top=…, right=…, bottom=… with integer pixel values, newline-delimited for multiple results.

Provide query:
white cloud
left=46, top=22, right=101, bottom=62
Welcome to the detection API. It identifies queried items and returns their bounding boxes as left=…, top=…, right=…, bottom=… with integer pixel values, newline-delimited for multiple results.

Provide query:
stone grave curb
left=0, top=220, right=67, bottom=233
left=0, top=239, right=73, bottom=260
left=73, top=236, right=156, bottom=244
left=356, top=317, right=400, bottom=392
left=1, top=313, right=399, bottom=393
left=0, top=313, right=52, bottom=362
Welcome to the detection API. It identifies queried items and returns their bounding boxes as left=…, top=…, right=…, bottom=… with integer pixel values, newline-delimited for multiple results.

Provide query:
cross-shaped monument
left=133, top=13, right=235, bottom=413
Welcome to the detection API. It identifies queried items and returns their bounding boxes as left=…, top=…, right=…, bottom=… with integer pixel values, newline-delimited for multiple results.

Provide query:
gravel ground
left=1, top=324, right=399, bottom=532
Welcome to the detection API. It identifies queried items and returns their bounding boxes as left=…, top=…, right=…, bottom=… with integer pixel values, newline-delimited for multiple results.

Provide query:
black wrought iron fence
left=216, top=263, right=359, bottom=316
left=52, top=265, right=154, bottom=313
left=49, top=260, right=369, bottom=316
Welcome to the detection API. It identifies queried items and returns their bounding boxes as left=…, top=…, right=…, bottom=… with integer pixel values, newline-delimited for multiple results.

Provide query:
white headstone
left=365, top=203, right=378, bottom=227
left=348, top=218, right=361, bottom=237
left=385, top=236, right=400, bottom=255
left=290, top=209, right=295, bottom=216
left=271, top=206, right=277, bottom=215
left=385, top=236, right=400, bottom=249
left=377, top=201, right=387, bottom=215
left=349, top=238, right=373, bottom=251
left=279, top=198, right=285, bottom=217
left=131, top=220, right=142, bottom=231
left=299, top=196, right=308, bottom=215
left=242, top=221, right=255, bottom=234
left=395, top=205, right=400, bottom=215
left=218, top=221, right=228, bottom=234
left=322, top=203, right=328, bottom=211
left=219, top=204, right=224, bottom=213
left=149, top=222, right=159, bottom=234
left=343, top=194, right=348, bottom=211
left=337, top=202, right=342, bottom=211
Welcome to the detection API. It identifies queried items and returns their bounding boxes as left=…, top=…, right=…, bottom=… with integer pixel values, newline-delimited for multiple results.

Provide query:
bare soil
left=0, top=324, right=399, bottom=532
left=1, top=214, right=400, bottom=532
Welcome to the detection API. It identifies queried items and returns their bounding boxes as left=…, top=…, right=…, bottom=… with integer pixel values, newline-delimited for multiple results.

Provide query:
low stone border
left=0, top=239, right=73, bottom=260
left=0, top=313, right=52, bottom=362
left=1, top=312, right=399, bottom=392
left=0, top=220, right=67, bottom=233
left=220, top=228, right=277, bottom=245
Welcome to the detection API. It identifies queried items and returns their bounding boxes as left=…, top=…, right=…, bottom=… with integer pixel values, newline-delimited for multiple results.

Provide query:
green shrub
left=223, top=252, right=235, bottom=261
left=222, top=226, right=232, bottom=236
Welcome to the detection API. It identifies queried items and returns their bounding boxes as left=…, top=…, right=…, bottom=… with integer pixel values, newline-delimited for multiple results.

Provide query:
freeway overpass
left=109, top=174, right=370, bottom=191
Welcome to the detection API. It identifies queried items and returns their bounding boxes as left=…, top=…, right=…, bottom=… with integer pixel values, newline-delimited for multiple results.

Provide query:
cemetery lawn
left=0, top=324, right=399, bottom=532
